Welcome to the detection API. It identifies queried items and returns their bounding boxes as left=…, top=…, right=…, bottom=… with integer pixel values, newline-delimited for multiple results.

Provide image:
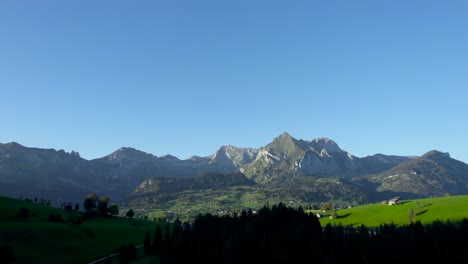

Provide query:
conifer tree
left=408, top=208, right=415, bottom=224
left=153, top=225, right=163, bottom=255
left=144, top=230, right=152, bottom=255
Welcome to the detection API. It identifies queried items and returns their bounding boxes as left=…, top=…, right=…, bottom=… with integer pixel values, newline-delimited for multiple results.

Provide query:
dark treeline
left=143, top=203, right=467, bottom=264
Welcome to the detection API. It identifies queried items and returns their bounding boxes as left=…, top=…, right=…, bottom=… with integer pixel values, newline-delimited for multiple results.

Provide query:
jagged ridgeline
left=1, top=133, right=468, bottom=210
left=240, top=132, right=412, bottom=182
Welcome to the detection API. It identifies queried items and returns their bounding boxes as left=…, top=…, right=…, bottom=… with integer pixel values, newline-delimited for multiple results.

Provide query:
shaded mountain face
left=0, top=142, right=106, bottom=205
left=357, top=154, right=414, bottom=175
left=89, top=145, right=259, bottom=193
left=0, top=142, right=260, bottom=204
left=356, top=150, right=468, bottom=197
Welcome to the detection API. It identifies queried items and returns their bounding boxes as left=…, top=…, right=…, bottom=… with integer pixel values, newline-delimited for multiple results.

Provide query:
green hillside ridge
left=1, top=194, right=467, bottom=263
left=0, top=196, right=161, bottom=264
left=313, top=195, right=468, bottom=227
left=124, top=175, right=367, bottom=223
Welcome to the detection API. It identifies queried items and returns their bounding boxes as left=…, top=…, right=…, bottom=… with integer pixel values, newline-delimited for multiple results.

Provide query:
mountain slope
left=209, top=145, right=259, bottom=170
left=0, top=142, right=260, bottom=204
left=240, top=133, right=410, bottom=182
left=131, top=172, right=256, bottom=196
left=356, top=150, right=468, bottom=197
left=0, top=142, right=105, bottom=204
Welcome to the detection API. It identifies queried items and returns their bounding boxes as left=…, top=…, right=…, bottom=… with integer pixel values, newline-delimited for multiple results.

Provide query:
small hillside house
left=388, top=196, right=401, bottom=205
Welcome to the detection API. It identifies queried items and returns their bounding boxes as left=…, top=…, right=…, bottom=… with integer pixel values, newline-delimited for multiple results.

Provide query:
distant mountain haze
left=1, top=133, right=467, bottom=207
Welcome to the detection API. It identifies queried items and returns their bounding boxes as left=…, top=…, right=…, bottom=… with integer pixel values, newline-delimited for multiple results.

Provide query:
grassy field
left=3, top=194, right=467, bottom=263
left=311, top=195, right=468, bottom=227
left=0, top=196, right=162, bottom=264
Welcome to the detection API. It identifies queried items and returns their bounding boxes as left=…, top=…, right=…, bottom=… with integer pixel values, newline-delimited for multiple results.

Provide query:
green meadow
left=140, top=186, right=268, bottom=222
left=1, top=194, right=467, bottom=263
left=0, top=196, right=161, bottom=264
left=312, top=195, right=468, bottom=227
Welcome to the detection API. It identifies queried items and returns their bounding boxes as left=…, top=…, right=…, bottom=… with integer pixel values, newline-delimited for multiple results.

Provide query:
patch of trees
left=82, top=194, right=119, bottom=217
left=19, top=196, right=51, bottom=206
left=48, top=213, right=62, bottom=223
left=68, top=213, right=83, bottom=225
left=61, top=202, right=80, bottom=211
left=141, top=203, right=468, bottom=264
left=264, top=177, right=368, bottom=205
left=321, top=202, right=333, bottom=211
left=141, top=203, right=322, bottom=263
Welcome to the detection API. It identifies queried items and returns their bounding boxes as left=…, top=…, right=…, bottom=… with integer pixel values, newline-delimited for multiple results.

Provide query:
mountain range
left=1, top=133, right=467, bottom=213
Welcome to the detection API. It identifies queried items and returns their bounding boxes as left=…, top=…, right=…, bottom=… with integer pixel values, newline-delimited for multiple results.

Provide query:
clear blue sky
left=1, top=0, right=467, bottom=163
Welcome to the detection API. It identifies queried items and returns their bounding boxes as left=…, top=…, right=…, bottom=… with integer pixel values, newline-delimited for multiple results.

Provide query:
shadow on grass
left=416, top=209, right=427, bottom=216
left=350, top=222, right=362, bottom=227
left=338, top=213, right=352, bottom=219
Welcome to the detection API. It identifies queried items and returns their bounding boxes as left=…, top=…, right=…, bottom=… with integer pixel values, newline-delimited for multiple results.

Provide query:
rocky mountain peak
left=211, top=145, right=259, bottom=167
left=106, top=147, right=156, bottom=162
left=421, top=150, right=451, bottom=161
left=159, top=154, right=179, bottom=160
left=309, top=137, right=341, bottom=153
left=268, top=133, right=296, bottom=148
left=0, top=142, right=25, bottom=152
left=274, top=132, right=294, bottom=142
left=4, top=142, right=22, bottom=147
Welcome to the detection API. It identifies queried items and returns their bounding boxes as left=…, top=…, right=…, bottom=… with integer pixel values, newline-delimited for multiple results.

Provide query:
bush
left=48, top=213, right=62, bottom=223
left=17, top=207, right=29, bottom=220
left=68, top=214, right=83, bottom=226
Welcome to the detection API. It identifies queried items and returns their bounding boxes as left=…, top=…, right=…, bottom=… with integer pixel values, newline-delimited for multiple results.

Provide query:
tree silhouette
left=17, top=207, right=29, bottom=220
left=107, top=204, right=119, bottom=216
left=98, top=196, right=110, bottom=216
left=119, top=243, right=136, bottom=264
left=408, top=208, right=415, bottom=224
left=153, top=224, right=163, bottom=255
left=83, top=194, right=99, bottom=213
left=126, top=209, right=135, bottom=218
left=134, top=203, right=468, bottom=264
left=144, top=230, right=152, bottom=255
left=331, top=210, right=338, bottom=219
